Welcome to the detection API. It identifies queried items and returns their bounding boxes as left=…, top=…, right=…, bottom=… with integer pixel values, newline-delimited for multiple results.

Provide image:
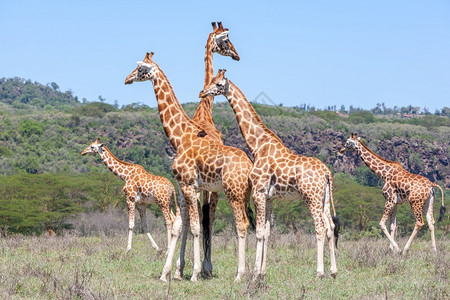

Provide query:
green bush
left=18, top=119, right=44, bottom=137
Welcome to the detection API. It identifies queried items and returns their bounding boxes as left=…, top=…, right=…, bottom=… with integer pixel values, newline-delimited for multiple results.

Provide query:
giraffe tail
left=246, top=205, right=256, bottom=231
left=172, top=185, right=180, bottom=220
left=245, top=187, right=256, bottom=231
left=201, top=191, right=211, bottom=256
left=327, top=174, right=340, bottom=248
left=433, top=183, right=446, bottom=222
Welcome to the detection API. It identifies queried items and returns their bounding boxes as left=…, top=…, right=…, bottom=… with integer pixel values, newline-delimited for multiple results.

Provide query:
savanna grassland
left=1, top=227, right=448, bottom=299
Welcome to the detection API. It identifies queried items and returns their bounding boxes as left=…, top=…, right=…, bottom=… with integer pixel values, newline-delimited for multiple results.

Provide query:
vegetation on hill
left=0, top=77, right=448, bottom=235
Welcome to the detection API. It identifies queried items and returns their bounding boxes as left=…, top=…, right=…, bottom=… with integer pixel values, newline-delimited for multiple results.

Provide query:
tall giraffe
left=81, top=139, right=178, bottom=253
left=190, top=21, right=241, bottom=278
left=125, top=53, right=253, bottom=281
left=200, top=70, right=339, bottom=279
left=340, top=133, right=446, bottom=252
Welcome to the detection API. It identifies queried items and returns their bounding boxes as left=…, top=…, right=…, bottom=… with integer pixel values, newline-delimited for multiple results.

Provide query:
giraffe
left=340, top=133, right=446, bottom=253
left=81, top=138, right=178, bottom=253
left=124, top=52, right=253, bottom=282
left=199, top=70, right=339, bottom=279
left=189, top=21, right=241, bottom=278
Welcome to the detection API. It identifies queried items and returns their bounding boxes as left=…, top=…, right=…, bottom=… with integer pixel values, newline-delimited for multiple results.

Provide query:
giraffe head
left=340, top=133, right=360, bottom=153
left=124, top=52, right=157, bottom=85
left=81, top=138, right=105, bottom=156
left=199, top=69, right=229, bottom=98
left=210, top=22, right=240, bottom=61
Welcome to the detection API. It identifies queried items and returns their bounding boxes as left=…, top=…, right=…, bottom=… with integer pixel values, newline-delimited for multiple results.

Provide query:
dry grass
left=0, top=229, right=448, bottom=299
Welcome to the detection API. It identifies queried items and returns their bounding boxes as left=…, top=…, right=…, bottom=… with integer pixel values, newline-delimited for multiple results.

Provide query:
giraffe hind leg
left=403, top=200, right=424, bottom=254
left=322, top=183, right=337, bottom=277
left=126, top=196, right=136, bottom=253
left=424, top=191, right=436, bottom=252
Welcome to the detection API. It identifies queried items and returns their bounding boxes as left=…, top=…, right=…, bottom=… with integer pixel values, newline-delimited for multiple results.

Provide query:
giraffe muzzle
left=199, top=90, right=207, bottom=98
left=124, top=77, right=134, bottom=85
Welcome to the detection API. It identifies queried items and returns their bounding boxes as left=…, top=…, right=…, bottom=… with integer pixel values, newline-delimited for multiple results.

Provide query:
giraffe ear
left=357, top=137, right=361, bottom=140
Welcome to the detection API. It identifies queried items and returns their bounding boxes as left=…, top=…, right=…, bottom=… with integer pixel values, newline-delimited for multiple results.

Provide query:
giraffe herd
left=82, top=22, right=446, bottom=282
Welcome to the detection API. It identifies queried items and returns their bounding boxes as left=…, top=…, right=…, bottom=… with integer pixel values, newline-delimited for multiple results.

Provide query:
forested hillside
left=1, top=77, right=449, bottom=235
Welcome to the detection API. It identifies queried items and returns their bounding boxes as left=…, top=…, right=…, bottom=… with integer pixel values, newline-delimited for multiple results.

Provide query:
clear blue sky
left=1, top=1, right=449, bottom=112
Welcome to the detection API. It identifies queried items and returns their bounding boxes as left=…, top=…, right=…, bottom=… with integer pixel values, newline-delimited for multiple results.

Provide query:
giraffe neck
left=355, top=140, right=397, bottom=181
left=149, top=64, right=203, bottom=150
left=225, top=80, right=285, bottom=157
left=204, top=35, right=215, bottom=87
left=192, top=36, right=215, bottom=129
left=99, top=145, right=134, bottom=181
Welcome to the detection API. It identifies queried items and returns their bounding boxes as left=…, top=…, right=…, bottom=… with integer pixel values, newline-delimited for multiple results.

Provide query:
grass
left=0, top=230, right=448, bottom=299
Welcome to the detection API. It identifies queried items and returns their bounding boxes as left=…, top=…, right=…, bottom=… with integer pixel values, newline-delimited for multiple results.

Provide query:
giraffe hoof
left=331, top=272, right=337, bottom=279
left=173, top=273, right=183, bottom=280
left=317, top=272, right=325, bottom=278
left=252, top=273, right=265, bottom=282
left=202, top=270, right=213, bottom=279
left=159, top=277, right=167, bottom=282
left=234, top=272, right=244, bottom=282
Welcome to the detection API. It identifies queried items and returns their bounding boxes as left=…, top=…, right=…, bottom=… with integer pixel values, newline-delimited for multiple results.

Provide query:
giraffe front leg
left=403, top=200, right=424, bottom=254
left=379, top=197, right=401, bottom=253
left=388, top=206, right=398, bottom=252
left=260, top=199, right=273, bottom=278
left=224, top=188, right=250, bottom=282
left=180, top=185, right=201, bottom=282
left=380, top=185, right=400, bottom=252
left=160, top=204, right=183, bottom=282
left=160, top=186, right=184, bottom=282
left=174, top=196, right=189, bottom=280
left=251, top=190, right=266, bottom=281
left=138, top=204, right=160, bottom=252
left=126, top=196, right=136, bottom=253
left=156, top=196, right=175, bottom=254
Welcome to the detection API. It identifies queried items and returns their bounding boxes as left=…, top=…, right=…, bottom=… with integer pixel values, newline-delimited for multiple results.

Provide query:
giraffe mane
left=358, top=139, right=402, bottom=166
left=230, top=80, right=284, bottom=146
left=103, top=145, right=139, bottom=168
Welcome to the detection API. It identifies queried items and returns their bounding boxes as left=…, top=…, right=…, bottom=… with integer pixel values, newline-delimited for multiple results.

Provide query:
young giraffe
left=125, top=53, right=253, bottom=282
left=81, top=139, right=177, bottom=253
left=183, top=21, right=241, bottom=278
left=200, top=70, right=339, bottom=279
left=340, top=133, right=446, bottom=253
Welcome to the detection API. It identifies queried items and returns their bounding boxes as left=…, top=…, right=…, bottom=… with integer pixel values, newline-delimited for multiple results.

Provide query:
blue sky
left=1, top=1, right=449, bottom=112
